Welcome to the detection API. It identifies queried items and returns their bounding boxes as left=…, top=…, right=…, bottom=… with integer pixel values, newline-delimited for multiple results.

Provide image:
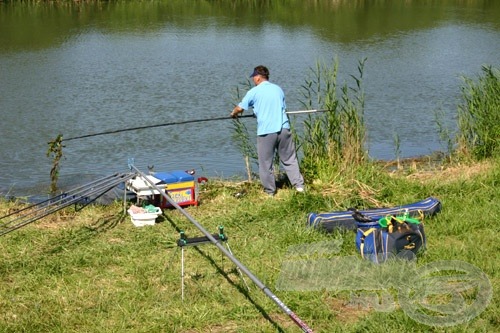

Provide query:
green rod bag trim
left=378, top=215, right=421, bottom=228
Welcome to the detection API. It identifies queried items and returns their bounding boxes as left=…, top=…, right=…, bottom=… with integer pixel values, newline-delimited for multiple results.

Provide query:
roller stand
left=176, top=226, right=249, bottom=300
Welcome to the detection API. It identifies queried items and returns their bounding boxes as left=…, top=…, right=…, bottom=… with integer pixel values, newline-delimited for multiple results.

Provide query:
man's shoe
left=296, top=187, right=305, bottom=193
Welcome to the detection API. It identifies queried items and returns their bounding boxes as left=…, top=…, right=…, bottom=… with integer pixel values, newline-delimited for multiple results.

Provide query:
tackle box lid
left=154, top=171, right=194, bottom=183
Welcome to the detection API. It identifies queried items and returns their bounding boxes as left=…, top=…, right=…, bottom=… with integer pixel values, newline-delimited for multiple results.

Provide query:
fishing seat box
left=152, top=171, right=198, bottom=208
left=127, top=171, right=197, bottom=208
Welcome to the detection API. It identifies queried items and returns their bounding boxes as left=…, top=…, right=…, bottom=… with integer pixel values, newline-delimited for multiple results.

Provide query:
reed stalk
left=230, top=83, right=258, bottom=180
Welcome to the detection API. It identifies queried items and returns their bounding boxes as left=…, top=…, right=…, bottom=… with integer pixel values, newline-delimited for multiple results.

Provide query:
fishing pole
left=128, top=162, right=314, bottom=333
left=61, top=109, right=331, bottom=142
left=62, top=115, right=255, bottom=142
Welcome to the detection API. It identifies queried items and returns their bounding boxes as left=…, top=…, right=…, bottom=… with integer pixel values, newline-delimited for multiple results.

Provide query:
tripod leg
left=181, top=247, right=185, bottom=301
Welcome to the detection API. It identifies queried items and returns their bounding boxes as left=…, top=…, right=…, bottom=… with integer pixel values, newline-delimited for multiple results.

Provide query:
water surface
left=0, top=0, right=499, bottom=195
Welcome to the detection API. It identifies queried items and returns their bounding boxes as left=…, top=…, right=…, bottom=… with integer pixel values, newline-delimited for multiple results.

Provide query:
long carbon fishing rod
left=0, top=173, right=135, bottom=236
left=128, top=162, right=314, bottom=333
left=62, top=109, right=331, bottom=142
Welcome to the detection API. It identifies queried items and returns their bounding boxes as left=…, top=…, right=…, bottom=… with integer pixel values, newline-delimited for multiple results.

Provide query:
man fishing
left=230, top=65, right=305, bottom=196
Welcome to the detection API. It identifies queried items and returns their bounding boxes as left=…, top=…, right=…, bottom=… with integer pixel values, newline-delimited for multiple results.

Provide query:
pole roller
left=128, top=162, right=314, bottom=333
left=285, top=109, right=331, bottom=114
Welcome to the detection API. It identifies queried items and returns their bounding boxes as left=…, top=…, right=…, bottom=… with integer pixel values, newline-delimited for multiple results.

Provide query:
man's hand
left=230, top=106, right=244, bottom=118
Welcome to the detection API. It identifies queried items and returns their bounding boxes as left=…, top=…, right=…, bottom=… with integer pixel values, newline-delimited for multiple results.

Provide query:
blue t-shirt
left=238, top=81, right=290, bottom=135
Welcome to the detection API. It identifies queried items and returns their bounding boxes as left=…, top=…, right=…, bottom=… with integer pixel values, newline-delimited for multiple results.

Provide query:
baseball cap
left=249, top=66, right=269, bottom=78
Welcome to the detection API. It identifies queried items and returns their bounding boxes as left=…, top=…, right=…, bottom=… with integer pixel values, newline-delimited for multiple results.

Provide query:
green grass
left=1, top=158, right=498, bottom=332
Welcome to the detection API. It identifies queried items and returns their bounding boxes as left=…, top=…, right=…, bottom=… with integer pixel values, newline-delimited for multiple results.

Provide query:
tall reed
left=298, top=58, right=367, bottom=180
left=457, top=65, right=500, bottom=160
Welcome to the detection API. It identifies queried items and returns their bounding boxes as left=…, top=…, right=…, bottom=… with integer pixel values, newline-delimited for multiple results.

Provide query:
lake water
left=1, top=0, right=499, bottom=196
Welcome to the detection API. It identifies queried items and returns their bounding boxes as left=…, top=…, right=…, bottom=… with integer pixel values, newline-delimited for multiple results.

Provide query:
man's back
left=242, top=81, right=289, bottom=135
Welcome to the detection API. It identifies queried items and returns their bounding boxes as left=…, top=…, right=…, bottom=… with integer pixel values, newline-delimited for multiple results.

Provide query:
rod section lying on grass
left=0, top=173, right=135, bottom=236
left=128, top=162, right=314, bottom=333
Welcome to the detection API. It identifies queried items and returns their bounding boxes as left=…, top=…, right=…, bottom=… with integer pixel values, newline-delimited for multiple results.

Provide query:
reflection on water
left=0, top=0, right=499, bottom=195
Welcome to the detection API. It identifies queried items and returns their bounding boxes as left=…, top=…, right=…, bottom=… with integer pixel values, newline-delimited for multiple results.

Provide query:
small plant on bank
left=46, top=134, right=64, bottom=194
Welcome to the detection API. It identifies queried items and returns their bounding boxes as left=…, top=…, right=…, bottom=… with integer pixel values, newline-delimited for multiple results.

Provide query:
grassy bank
left=1, top=157, right=498, bottom=332
left=3, top=60, right=498, bottom=332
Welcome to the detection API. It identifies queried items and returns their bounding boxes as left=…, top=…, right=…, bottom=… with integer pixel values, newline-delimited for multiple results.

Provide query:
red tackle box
left=152, top=170, right=198, bottom=208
